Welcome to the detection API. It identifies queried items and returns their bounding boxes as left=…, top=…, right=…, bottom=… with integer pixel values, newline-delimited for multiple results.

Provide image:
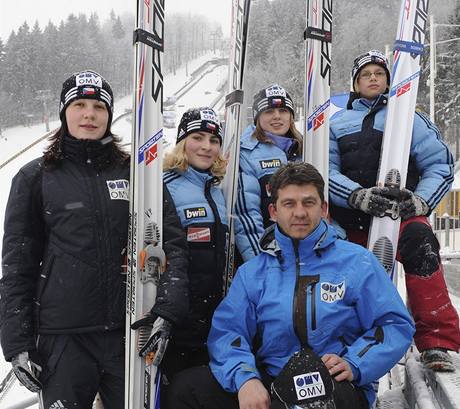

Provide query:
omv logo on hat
left=265, top=84, right=287, bottom=98
left=76, top=71, right=103, bottom=88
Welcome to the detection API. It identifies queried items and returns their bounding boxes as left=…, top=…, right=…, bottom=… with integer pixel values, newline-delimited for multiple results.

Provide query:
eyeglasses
left=359, top=70, right=387, bottom=80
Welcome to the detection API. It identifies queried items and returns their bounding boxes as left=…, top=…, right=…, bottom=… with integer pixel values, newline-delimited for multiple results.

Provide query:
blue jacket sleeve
left=329, top=118, right=362, bottom=208
left=208, top=265, right=260, bottom=392
left=234, top=152, right=263, bottom=261
left=410, top=112, right=454, bottom=211
left=343, top=253, right=415, bottom=385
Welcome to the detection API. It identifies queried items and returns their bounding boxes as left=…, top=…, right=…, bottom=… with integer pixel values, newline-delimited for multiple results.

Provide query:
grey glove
left=11, top=351, right=42, bottom=393
left=348, top=187, right=398, bottom=218
left=398, top=189, right=429, bottom=221
left=131, top=315, right=171, bottom=366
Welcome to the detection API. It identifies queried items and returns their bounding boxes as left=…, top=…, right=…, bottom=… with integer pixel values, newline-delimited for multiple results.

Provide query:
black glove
left=348, top=187, right=398, bottom=218
left=131, top=314, right=171, bottom=366
left=11, top=351, right=42, bottom=393
left=398, top=189, right=429, bottom=221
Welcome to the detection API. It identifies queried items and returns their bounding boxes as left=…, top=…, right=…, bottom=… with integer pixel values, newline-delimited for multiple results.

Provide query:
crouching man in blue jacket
left=168, top=162, right=415, bottom=409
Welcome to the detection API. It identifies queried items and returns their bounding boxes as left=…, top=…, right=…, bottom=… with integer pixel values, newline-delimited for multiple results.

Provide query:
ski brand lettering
left=75, top=72, right=102, bottom=88
left=106, top=179, right=129, bottom=201
left=185, top=207, right=207, bottom=219
left=231, top=0, right=245, bottom=91
left=150, top=1, right=164, bottom=109
left=293, top=371, right=326, bottom=400
left=412, top=0, right=429, bottom=56
left=320, top=0, right=333, bottom=84
left=320, top=281, right=346, bottom=303
left=260, top=159, right=281, bottom=169
left=187, top=227, right=211, bottom=242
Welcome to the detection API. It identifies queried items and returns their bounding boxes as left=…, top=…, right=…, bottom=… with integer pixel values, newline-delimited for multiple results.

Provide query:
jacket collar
left=352, top=93, right=388, bottom=112
left=62, top=133, right=113, bottom=167
left=180, top=166, right=215, bottom=186
left=260, top=220, right=336, bottom=262
left=240, top=124, right=259, bottom=150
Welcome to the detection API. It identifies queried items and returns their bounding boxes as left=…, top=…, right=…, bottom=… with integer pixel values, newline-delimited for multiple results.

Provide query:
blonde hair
left=252, top=114, right=303, bottom=155
left=163, top=139, right=227, bottom=183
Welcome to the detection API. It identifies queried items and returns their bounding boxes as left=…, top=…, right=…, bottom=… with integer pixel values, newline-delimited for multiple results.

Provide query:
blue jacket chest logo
left=184, top=207, right=208, bottom=220
left=259, top=159, right=282, bottom=170
left=320, top=281, right=346, bottom=303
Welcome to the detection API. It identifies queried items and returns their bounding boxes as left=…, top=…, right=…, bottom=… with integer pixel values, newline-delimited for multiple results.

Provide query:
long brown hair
left=252, top=115, right=303, bottom=155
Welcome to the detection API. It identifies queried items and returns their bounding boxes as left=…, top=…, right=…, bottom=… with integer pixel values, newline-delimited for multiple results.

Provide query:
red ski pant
left=347, top=216, right=460, bottom=352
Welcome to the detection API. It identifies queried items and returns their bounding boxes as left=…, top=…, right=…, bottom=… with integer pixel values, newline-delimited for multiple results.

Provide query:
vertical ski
left=125, top=0, right=165, bottom=408
left=303, top=0, right=332, bottom=193
left=367, top=0, right=430, bottom=274
left=221, top=0, right=251, bottom=293
left=0, top=369, right=15, bottom=404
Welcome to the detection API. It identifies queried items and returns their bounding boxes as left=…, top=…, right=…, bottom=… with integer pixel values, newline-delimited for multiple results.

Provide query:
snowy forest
left=0, top=0, right=458, bottom=151
left=243, top=0, right=459, bottom=153
left=0, top=10, right=221, bottom=130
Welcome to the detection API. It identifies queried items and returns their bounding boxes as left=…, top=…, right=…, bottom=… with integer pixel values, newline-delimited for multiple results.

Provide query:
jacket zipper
left=292, top=240, right=320, bottom=345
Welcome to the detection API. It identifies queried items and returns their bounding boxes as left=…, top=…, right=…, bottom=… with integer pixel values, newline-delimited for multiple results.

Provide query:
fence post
left=443, top=212, right=450, bottom=248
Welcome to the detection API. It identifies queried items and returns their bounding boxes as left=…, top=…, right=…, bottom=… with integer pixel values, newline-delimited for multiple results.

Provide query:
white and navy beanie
left=59, top=70, right=114, bottom=120
left=351, top=50, right=390, bottom=90
left=252, top=84, right=295, bottom=125
left=177, top=107, right=223, bottom=145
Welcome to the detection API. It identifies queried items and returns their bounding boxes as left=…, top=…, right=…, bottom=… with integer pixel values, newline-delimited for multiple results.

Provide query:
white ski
left=0, top=369, right=15, bottom=404
left=221, top=0, right=251, bottom=293
left=125, top=0, right=165, bottom=408
left=367, top=0, right=429, bottom=275
left=303, top=0, right=332, bottom=193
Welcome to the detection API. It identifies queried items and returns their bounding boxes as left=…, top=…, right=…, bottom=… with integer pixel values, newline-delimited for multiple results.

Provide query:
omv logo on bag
left=320, top=281, right=345, bottom=303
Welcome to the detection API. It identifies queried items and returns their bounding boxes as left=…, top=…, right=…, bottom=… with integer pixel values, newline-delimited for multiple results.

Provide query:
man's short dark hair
left=269, top=162, right=325, bottom=204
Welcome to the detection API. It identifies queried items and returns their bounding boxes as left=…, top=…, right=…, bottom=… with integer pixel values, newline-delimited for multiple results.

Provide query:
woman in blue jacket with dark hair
left=235, top=84, right=303, bottom=262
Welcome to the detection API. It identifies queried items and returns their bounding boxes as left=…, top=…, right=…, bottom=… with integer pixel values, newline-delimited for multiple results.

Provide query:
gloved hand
left=348, top=187, right=397, bottom=218
left=131, top=314, right=172, bottom=366
left=11, top=351, right=42, bottom=393
left=398, top=189, right=429, bottom=221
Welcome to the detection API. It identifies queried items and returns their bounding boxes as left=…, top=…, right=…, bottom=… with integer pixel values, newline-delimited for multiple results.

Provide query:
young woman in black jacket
left=0, top=70, right=188, bottom=409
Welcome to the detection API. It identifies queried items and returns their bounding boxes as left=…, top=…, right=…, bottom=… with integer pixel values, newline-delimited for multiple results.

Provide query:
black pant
left=168, top=365, right=369, bottom=409
left=161, top=343, right=210, bottom=408
left=37, top=329, right=124, bottom=409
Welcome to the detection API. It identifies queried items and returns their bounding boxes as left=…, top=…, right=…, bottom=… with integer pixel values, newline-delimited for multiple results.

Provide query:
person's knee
left=167, top=366, right=210, bottom=407
left=398, top=222, right=440, bottom=277
left=168, top=367, right=195, bottom=403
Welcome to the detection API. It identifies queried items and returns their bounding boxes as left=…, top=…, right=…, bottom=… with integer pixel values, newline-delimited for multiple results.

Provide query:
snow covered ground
left=0, top=51, right=228, bottom=407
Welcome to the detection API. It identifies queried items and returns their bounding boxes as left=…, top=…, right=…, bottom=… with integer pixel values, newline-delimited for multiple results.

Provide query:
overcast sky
left=0, top=0, right=232, bottom=42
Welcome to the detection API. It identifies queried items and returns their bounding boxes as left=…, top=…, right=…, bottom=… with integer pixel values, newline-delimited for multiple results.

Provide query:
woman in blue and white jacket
left=235, top=84, right=303, bottom=261
left=162, top=107, right=228, bottom=404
